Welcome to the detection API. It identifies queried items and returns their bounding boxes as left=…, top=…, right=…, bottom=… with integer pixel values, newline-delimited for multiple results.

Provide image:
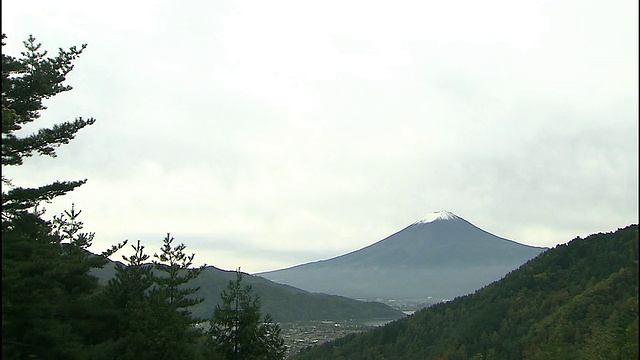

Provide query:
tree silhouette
left=1, top=34, right=122, bottom=359
left=96, top=235, right=204, bottom=359
left=208, top=269, right=285, bottom=359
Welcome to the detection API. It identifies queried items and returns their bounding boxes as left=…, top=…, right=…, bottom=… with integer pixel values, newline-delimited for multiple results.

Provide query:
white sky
left=2, top=0, right=638, bottom=273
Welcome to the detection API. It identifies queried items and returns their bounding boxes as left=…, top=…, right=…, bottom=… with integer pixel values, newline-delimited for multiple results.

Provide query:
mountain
left=293, top=224, right=639, bottom=359
left=91, top=261, right=404, bottom=323
left=257, top=211, right=547, bottom=301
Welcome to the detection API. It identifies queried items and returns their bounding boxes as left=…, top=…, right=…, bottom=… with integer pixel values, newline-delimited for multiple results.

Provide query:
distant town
left=280, top=319, right=394, bottom=357
left=279, top=297, right=448, bottom=357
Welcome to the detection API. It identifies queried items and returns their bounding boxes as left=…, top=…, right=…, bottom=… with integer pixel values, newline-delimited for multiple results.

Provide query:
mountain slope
left=258, top=211, right=547, bottom=300
left=293, top=224, right=639, bottom=359
left=91, top=262, right=404, bottom=323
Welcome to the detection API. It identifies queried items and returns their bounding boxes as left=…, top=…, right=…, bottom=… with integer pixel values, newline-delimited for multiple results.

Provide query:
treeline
left=1, top=34, right=284, bottom=359
left=294, top=224, right=639, bottom=359
left=90, top=262, right=405, bottom=323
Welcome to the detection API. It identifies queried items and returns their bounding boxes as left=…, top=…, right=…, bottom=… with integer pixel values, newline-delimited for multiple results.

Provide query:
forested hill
left=92, top=262, right=404, bottom=323
left=294, top=224, right=639, bottom=359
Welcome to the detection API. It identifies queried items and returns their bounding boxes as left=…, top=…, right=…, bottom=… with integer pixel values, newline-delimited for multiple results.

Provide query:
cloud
left=2, top=0, right=637, bottom=273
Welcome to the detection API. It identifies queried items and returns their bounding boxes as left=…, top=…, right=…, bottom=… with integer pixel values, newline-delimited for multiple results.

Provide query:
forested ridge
left=91, top=261, right=405, bottom=323
left=294, top=225, right=639, bottom=359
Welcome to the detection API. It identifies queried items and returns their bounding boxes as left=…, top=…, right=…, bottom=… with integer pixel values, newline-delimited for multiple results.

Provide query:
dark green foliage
left=207, top=270, right=286, bottom=359
left=90, top=240, right=155, bottom=358
left=150, top=234, right=206, bottom=358
left=2, top=34, right=95, bottom=215
left=153, top=233, right=205, bottom=311
left=1, top=34, right=123, bottom=359
left=92, top=261, right=405, bottom=323
left=188, top=265, right=405, bottom=322
left=93, top=235, right=205, bottom=359
left=294, top=225, right=639, bottom=359
left=2, top=206, right=120, bottom=359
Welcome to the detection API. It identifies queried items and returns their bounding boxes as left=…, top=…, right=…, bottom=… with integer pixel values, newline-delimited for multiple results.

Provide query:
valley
left=280, top=319, right=390, bottom=358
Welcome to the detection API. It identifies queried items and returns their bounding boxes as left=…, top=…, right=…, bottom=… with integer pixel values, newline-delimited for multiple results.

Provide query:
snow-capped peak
left=413, top=210, right=460, bottom=224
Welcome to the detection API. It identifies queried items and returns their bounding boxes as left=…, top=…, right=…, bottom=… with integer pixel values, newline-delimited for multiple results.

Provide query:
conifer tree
left=94, top=240, right=159, bottom=359
left=2, top=34, right=95, bottom=217
left=151, top=233, right=206, bottom=358
left=1, top=34, right=122, bottom=359
left=208, top=269, right=286, bottom=359
left=153, top=233, right=206, bottom=312
left=96, top=235, right=205, bottom=359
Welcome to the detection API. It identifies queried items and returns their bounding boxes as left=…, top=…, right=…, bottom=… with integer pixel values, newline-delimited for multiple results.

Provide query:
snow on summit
left=413, top=210, right=460, bottom=224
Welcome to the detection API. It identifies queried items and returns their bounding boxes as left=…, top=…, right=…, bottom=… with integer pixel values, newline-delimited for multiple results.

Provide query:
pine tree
left=92, top=240, right=155, bottom=359
left=208, top=269, right=286, bottom=359
left=96, top=235, right=205, bottom=359
left=2, top=34, right=95, bottom=217
left=1, top=34, right=122, bottom=359
left=153, top=233, right=205, bottom=312
left=151, top=233, right=206, bottom=358
left=2, top=204, right=121, bottom=359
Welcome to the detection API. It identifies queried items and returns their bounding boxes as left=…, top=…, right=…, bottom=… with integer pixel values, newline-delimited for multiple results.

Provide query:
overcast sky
left=2, top=0, right=638, bottom=273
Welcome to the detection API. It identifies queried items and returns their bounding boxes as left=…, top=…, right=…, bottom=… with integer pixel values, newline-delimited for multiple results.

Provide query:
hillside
left=294, top=224, right=639, bottom=359
left=91, top=262, right=404, bottom=323
left=258, top=211, right=547, bottom=301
